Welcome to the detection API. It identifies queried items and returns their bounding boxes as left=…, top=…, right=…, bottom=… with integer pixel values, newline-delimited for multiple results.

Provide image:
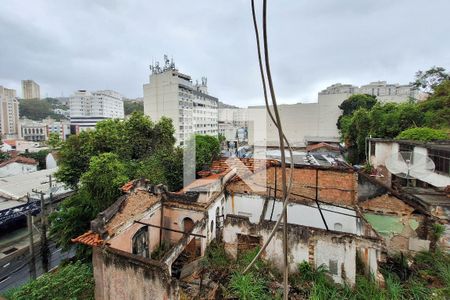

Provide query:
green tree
left=22, top=149, right=51, bottom=170
left=396, top=127, right=448, bottom=142
left=123, top=101, right=144, bottom=115
left=337, top=94, right=377, bottom=130
left=19, top=99, right=67, bottom=121
left=79, top=153, right=129, bottom=211
left=135, top=147, right=183, bottom=191
left=412, top=66, right=450, bottom=94
left=419, top=79, right=450, bottom=129
left=48, top=132, right=61, bottom=149
left=195, top=135, right=221, bottom=171
left=56, top=132, right=94, bottom=188
left=50, top=153, right=129, bottom=255
left=48, top=189, right=95, bottom=252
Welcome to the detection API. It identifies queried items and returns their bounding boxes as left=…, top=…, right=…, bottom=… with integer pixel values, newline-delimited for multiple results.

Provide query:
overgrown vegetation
left=202, top=242, right=450, bottom=299
left=396, top=127, right=448, bottom=142
left=50, top=112, right=220, bottom=260
left=2, top=261, right=94, bottom=300
left=338, top=68, right=450, bottom=164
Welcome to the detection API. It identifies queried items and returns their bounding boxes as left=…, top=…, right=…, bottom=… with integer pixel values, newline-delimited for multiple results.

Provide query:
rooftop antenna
left=385, top=151, right=435, bottom=187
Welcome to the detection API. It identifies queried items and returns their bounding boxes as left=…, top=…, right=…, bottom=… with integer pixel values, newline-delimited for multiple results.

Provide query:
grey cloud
left=0, top=0, right=449, bottom=105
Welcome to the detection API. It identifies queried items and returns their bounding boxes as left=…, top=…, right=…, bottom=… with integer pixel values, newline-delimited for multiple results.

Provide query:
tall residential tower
left=143, top=57, right=218, bottom=146
left=0, top=86, right=20, bottom=138
left=21, top=80, right=41, bottom=100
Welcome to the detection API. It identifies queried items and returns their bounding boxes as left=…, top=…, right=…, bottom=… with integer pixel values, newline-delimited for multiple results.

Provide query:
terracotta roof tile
left=71, top=230, right=104, bottom=246
left=0, top=156, right=38, bottom=168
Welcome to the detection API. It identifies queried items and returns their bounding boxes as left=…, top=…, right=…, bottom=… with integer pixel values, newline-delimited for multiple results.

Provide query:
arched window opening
left=182, top=217, right=194, bottom=233
left=132, top=226, right=149, bottom=258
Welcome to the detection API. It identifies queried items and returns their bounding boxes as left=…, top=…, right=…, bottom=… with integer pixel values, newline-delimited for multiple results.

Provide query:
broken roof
left=0, top=156, right=38, bottom=168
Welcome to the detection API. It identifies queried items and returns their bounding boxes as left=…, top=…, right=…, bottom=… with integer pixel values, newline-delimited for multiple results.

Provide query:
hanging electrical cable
left=243, top=1, right=294, bottom=299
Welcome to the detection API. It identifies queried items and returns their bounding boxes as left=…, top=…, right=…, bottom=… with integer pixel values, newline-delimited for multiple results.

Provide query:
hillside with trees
left=338, top=67, right=450, bottom=164
left=19, top=98, right=68, bottom=120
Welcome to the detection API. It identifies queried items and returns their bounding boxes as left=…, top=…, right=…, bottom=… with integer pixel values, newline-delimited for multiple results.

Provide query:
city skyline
left=1, top=1, right=450, bottom=106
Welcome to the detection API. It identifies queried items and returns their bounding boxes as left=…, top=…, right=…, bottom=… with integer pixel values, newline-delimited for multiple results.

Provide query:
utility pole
left=26, top=193, right=36, bottom=280
left=33, top=189, right=49, bottom=273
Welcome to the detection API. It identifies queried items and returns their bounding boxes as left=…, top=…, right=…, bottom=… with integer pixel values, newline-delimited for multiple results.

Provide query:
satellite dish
left=385, top=151, right=435, bottom=182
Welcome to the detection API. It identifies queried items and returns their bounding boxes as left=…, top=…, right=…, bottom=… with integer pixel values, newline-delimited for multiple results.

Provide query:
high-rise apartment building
left=21, top=80, right=41, bottom=100
left=143, top=57, right=218, bottom=146
left=0, top=86, right=20, bottom=138
left=70, top=90, right=124, bottom=132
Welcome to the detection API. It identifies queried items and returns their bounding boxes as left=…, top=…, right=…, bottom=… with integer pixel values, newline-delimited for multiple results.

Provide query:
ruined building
left=73, top=158, right=437, bottom=299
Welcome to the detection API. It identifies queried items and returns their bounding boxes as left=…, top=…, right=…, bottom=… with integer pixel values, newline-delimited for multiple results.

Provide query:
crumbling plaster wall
left=222, top=216, right=375, bottom=285
left=162, top=206, right=204, bottom=245
left=225, top=192, right=359, bottom=234
left=93, top=247, right=178, bottom=300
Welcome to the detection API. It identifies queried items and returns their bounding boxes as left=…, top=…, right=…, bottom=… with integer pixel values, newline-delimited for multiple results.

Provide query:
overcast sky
left=1, top=0, right=449, bottom=106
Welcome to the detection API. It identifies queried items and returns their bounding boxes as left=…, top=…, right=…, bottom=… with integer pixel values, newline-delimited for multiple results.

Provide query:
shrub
left=396, top=127, right=448, bottom=142
left=4, top=261, right=94, bottom=300
left=228, top=272, right=267, bottom=300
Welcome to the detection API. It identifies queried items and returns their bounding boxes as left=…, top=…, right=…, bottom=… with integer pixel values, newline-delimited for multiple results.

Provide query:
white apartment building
left=218, top=107, right=249, bottom=141
left=0, top=86, right=20, bottom=139
left=143, top=57, right=218, bottom=146
left=70, top=90, right=124, bottom=131
left=248, top=81, right=419, bottom=148
left=21, top=80, right=40, bottom=100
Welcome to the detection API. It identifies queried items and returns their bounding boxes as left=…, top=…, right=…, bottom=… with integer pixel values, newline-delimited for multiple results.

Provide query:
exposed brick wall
left=360, top=194, right=414, bottom=215
left=266, top=167, right=356, bottom=206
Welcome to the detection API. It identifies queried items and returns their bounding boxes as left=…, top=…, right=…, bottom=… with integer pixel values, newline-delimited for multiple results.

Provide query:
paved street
left=0, top=241, right=75, bottom=293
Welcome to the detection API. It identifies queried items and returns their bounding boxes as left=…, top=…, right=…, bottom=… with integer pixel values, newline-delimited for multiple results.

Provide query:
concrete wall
left=0, top=162, right=37, bottom=178
left=222, top=216, right=380, bottom=285
left=162, top=205, right=204, bottom=245
left=225, top=193, right=360, bottom=234
left=93, top=247, right=178, bottom=300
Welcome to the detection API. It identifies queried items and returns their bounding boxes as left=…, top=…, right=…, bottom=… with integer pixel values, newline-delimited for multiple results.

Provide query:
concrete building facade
left=21, top=80, right=40, bottom=100
left=70, top=90, right=124, bottom=131
left=143, top=58, right=218, bottom=146
left=19, top=118, right=71, bottom=142
left=248, top=81, right=420, bottom=148
left=0, top=86, right=20, bottom=139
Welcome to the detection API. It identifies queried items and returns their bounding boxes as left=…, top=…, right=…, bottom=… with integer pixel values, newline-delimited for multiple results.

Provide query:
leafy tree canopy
left=339, top=79, right=450, bottom=164
left=412, top=66, right=450, bottom=94
left=55, top=112, right=176, bottom=187
left=19, top=98, right=67, bottom=121
left=195, top=134, right=221, bottom=171
left=337, top=94, right=377, bottom=130
left=396, top=127, right=448, bottom=142
left=124, top=101, right=144, bottom=115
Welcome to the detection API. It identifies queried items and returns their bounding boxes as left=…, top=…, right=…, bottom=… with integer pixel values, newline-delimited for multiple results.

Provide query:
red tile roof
left=121, top=181, right=134, bottom=193
left=0, top=156, right=38, bottom=168
left=2, top=140, right=16, bottom=147
left=71, top=230, right=104, bottom=246
left=306, top=142, right=340, bottom=152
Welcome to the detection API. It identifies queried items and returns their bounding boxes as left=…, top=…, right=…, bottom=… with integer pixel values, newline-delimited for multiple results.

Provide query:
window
left=428, top=148, right=450, bottom=175
left=329, top=260, right=338, bottom=275
left=132, top=226, right=149, bottom=258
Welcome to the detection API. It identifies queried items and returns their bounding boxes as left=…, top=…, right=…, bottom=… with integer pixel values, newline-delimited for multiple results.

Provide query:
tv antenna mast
left=385, top=151, right=435, bottom=186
